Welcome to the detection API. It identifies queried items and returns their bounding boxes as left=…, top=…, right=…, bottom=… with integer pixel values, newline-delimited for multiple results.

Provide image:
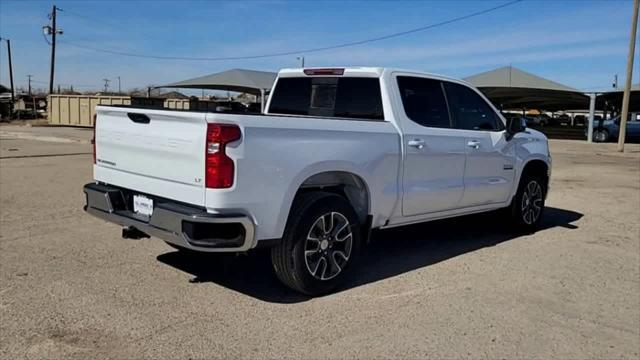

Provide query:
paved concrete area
left=0, top=125, right=93, bottom=145
left=1, top=126, right=639, bottom=359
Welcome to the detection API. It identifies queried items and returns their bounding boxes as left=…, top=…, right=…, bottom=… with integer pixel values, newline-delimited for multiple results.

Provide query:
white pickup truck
left=84, top=67, right=551, bottom=295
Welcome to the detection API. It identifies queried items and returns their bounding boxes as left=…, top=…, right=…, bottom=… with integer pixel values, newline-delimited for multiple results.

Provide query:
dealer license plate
left=133, top=195, right=153, bottom=217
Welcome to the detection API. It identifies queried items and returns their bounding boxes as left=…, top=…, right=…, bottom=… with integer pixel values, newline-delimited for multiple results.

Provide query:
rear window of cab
left=269, top=77, right=384, bottom=120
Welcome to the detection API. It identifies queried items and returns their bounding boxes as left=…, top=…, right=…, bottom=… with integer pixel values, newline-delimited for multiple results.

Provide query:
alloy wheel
left=304, top=212, right=353, bottom=281
left=521, top=180, right=543, bottom=225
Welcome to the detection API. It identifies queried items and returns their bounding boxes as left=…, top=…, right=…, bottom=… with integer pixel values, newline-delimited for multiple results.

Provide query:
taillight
left=92, top=114, right=97, bottom=164
left=303, top=68, right=344, bottom=76
left=206, top=123, right=241, bottom=188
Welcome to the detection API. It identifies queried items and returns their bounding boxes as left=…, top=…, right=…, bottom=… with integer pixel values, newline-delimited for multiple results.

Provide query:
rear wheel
left=271, top=192, right=361, bottom=296
left=510, top=173, right=546, bottom=232
left=594, top=129, right=609, bottom=142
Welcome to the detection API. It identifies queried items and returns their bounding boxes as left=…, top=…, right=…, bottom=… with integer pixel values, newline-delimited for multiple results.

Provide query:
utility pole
left=613, top=74, right=618, bottom=89
left=0, top=38, right=15, bottom=103
left=117, top=76, right=121, bottom=94
left=26, top=75, right=33, bottom=96
left=618, top=0, right=638, bottom=152
left=102, top=78, right=110, bottom=93
left=297, top=56, right=305, bottom=67
left=44, top=5, right=63, bottom=95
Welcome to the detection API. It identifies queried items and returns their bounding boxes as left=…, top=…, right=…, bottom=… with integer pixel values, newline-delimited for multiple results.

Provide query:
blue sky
left=0, top=0, right=637, bottom=93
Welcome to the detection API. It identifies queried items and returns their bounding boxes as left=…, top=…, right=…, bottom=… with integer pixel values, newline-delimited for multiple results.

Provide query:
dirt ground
left=1, top=125, right=639, bottom=359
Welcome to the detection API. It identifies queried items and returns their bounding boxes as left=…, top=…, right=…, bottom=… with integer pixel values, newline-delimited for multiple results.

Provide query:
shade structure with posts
left=464, top=66, right=589, bottom=111
left=160, top=69, right=277, bottom=112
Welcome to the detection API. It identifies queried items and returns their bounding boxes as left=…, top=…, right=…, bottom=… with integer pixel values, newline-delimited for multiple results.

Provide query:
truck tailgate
left=93, top=106, right=207, bottom=206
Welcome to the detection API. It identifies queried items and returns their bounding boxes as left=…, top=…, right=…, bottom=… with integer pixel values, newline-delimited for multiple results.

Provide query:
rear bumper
left=83, top=182, right=256, bottom=252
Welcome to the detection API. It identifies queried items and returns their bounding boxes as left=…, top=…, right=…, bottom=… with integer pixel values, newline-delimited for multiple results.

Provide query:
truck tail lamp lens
left=206, top=123, right=241, bottom=188
left=92, top=114, right=97, bottom=164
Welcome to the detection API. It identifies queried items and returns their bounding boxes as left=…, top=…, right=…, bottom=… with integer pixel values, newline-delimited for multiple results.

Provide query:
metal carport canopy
left=464, top=66, right=589, bottom=111
left=161, top=68, right=277, bottom=95
left=596, top=84, right=640, bottom=112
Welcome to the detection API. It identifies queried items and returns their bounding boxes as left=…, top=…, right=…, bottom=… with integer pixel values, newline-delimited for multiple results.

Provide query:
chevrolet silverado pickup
left=84, top=67, right=551, bottom=295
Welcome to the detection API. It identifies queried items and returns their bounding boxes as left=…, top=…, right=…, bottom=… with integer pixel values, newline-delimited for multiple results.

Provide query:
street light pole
left=618, top=0, right=639, bottom=152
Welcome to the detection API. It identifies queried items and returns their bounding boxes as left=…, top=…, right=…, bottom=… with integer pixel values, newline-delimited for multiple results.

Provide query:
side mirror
left=506, top=117, right=526, bottom=139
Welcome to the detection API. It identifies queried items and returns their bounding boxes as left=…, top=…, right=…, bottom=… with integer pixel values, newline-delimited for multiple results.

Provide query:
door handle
left=408, top=139, right=425, bottom=149
left=467, top=140, right=480, bottom=149
left=127, top=113, right=150, bottom=124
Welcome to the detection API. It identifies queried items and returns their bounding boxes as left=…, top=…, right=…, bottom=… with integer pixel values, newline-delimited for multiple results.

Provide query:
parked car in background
left=573, top=115, right=587, bottom=126
left=523, top=116, right=546, bottom=127
left=555, top=114, right=571, bottom=126
left=588, top=115, right=640, bottom=142
left=533, top=114, right=551, bottom=126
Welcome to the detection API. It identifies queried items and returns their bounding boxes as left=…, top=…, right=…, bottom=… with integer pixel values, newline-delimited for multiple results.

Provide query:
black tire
left=271, top=192, right=361, bottom=296
left=509, top=172, right=546, bottom=232
left=594, top=129, right=609, bottom=143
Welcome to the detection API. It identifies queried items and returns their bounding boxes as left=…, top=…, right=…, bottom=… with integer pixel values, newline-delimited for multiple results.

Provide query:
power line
left=59, top=7, right=129, bottom=31
left=59, top=0, right=523, bottom=61
left=30, top=79, right=99, bottom=88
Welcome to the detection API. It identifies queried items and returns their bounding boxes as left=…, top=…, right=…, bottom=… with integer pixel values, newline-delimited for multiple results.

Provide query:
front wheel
left=509, top=173, right=546, bottom=232
left=271, top=192, right=361, bottom=296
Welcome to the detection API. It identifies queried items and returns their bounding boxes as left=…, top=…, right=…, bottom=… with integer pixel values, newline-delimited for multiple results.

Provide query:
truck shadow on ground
left=157, top=206, right=582, bottom=303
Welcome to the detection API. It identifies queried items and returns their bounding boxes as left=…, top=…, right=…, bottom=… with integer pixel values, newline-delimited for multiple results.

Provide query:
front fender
left=510, top=130, right=552, bottom=200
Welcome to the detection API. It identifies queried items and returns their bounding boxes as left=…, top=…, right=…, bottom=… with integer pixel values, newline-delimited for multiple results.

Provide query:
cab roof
left=277, top=67, right=473, bottom=87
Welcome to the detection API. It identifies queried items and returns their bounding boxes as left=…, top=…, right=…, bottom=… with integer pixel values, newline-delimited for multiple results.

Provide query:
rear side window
left=443, top=82, right=503, bottom=131
left=397, top=76, right=450, bottom=128
left=269, top=77, right=384, bottom=120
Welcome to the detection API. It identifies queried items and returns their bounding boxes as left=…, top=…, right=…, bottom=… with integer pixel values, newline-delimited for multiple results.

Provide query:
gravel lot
left=1, top=125, right=639, bottom=359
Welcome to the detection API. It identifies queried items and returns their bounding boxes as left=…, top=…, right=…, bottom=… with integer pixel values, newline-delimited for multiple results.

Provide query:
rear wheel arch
left=292, top=171, right=371, bottom=225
